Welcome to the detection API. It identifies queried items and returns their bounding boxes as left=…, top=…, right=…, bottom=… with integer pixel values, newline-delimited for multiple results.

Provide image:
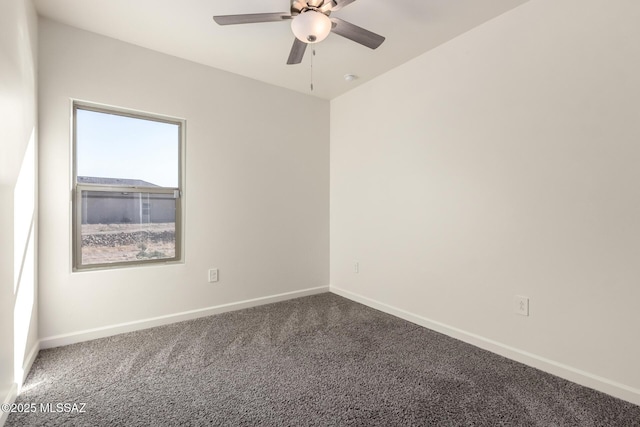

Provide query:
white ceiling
left=34, top=0, right=529, bottom=100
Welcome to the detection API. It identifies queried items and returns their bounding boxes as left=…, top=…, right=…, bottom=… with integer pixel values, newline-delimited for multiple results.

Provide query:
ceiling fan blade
left=330, top=17, right=385, bottom=49
left=287, top=38, right=308, bottom=65
left=213, top=13, right=291, bottom=25
left=307, top=0, right=324, bottom=7
left=330, top=0, right=357, bottom=12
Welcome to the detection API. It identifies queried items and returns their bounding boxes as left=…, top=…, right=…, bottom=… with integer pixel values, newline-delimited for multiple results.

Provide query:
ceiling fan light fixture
left=291, top=10, right=332, bottom=44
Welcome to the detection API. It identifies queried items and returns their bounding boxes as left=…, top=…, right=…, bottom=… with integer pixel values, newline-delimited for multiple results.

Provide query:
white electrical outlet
left=514, top=296, right=529, bottom=316
left=354, top=262, right=359, bottom=273
left=208, top=268, right=219, bottom=283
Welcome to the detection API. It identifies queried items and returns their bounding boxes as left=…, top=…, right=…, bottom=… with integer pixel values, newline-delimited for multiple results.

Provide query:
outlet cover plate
left=208, top=268, right=219, bottom=283
left=514, top=296, right=529, bottom=316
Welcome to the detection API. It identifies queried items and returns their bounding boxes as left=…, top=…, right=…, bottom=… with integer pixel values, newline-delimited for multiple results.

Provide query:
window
left=72, top=102, right=184, bottom=270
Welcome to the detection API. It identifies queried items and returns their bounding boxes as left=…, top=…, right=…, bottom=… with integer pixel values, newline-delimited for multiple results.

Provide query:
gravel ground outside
left=81, top=222, right=175, bottom=265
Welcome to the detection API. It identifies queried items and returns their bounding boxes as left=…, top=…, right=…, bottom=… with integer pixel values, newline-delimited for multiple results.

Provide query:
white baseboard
left=0, top=383, right=18, bottom=427
left=21, top=342, right=40, bottom=387
left=40, top=286, right=329, bottom=350
left=330, top=286, right=640, bottom=407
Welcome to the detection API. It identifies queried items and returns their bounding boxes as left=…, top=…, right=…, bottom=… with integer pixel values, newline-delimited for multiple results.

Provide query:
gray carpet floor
left=7, top=293, right=640, bottom=426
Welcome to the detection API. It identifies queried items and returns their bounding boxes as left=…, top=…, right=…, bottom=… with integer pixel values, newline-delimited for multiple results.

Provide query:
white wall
left=38, top=19, right=329, bottom=342
left=0, top=0, right=39, bottom=415
left=331, top=0, right=640, bottom=405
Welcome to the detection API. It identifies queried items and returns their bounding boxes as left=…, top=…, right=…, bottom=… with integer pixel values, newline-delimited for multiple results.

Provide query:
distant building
left=78, top=176, right=176, bottom=224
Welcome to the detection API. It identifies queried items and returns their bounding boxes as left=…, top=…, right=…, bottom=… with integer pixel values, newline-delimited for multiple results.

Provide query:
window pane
left=76, top=109, right=179, bottom=188
left=80, top=190, right=176, bottom=266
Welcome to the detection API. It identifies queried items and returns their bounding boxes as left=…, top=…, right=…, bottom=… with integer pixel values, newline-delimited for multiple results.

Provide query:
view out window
left=73, top=102, right=184, bottom=270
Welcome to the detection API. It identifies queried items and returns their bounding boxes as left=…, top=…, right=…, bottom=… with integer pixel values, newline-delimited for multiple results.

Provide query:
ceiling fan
left=213, top=0, right=385, bottom=65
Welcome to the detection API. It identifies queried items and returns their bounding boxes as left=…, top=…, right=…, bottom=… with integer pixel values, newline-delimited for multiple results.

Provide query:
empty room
left=2, top=0, right=639, bottom=425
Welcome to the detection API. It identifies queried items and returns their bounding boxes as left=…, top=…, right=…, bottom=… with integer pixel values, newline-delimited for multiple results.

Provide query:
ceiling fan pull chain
left=310, top=48, right=316, bottom=92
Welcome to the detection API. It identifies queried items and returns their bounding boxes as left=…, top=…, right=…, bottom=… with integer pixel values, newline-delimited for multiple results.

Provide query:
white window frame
left=71, top=100, right=185, bottom=271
